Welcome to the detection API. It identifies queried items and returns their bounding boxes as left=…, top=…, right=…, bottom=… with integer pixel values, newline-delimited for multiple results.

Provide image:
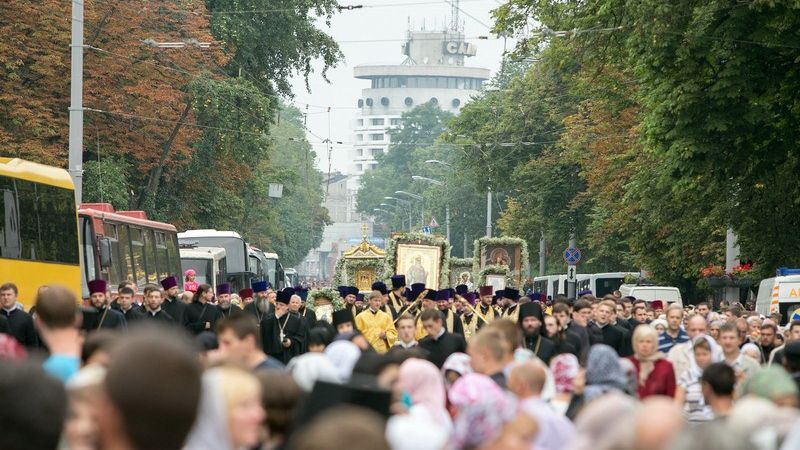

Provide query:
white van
left=755, top=275, right=800, bottom=324
left=180, top=246, right=227, bottom=291
left=619, top=284, right=683, bottom=307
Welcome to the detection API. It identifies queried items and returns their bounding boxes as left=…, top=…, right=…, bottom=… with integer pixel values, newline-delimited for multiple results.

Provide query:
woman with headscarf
left=441, top=352, right=473, bottom=387
left=386, top=358, right=452, bottom=450
left=549, top=353, right=579, bottom=416
left=448, top=373, right=518, bottom=450
left=626, top=325, right=676, bottom=398
left=564, top=344, right=630, bottom=420
left=286, top=352, right=341, bottom=392
left=185, top=366, right=266, bottom=450
left=674, top=335, right=723, bottom=421
left=324, top=340, right=362, bottom=382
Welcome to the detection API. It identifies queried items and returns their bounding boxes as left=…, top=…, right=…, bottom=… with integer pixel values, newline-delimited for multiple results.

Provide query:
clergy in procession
left=186, top=283, right=223, bottom=334
left=518, top=302, right=556, bottom=363
left=294, top=287, right=317, bottom=327
left=160, top=276, right=188, bottom=327
left=437, top=289, right=464, bottom=337
left=84, top=280, right=127, bottom=331
left=238, top=288, right=254, bottom=306
left=142, top=287, right=174, bottom=322
left=355, top=290, right=398, bottom=353
left=371, top=281, right=396, bottom=318
left=219, top=287, right=243, bottom=319
left=502, top=288, right=521, bottom=323
left=332, top=309, right=356, bottom=335
left=476, top=285, right=497, bottom=330
left=459, top=292, right=480, bottom=340
left=116, top=286, right=145, bottom=323
left=338, top=286, right=361, bottom=319
left=414, top=289, right=440, bottom=341
left=398, top=282, right=426, bottom=318
left=261, top=289, right=307, bottom=364
left=388, top=275, right=406, bottom=313
left=245, top=281, right=271, bottom=323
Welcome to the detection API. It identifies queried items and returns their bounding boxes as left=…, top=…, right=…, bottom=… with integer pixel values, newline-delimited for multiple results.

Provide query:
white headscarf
left=184, top=369, right=233, bottom=450
left=324, top=340, right=361, bottom=382
left=287, top=353, right=341, bottom=392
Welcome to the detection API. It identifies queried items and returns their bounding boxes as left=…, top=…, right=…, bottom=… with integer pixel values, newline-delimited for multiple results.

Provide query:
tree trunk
left=136, top=101, right=192, bottom=209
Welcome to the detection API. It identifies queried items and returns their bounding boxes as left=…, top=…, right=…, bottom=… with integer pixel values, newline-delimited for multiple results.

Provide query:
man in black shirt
left=419, top=308, right=467, bottom=368
left=186, top=284, right=223, bottom=334
left=83, top=280, right=127, bottom=332
left=261, top=289, right=307, bottom=364
left=518, top=302, right=556, bottom=363
left=593, top=300, right=627, bottom=356
left=0, top=282, right=38, bottom=348
left=244, top=281, right=272, bottom=323
left=142, top=288, right=174, bottom=322
left=115, top=286, right=145, bottom=323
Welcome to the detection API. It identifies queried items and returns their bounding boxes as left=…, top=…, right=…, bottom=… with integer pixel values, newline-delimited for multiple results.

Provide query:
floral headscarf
left=550, top=353, right=579, bottom=394
left=448, top=373, right=516, bottom=450
left=441, top=352, right=472, bottom=385
left=584, top=344, right=628, bottom=402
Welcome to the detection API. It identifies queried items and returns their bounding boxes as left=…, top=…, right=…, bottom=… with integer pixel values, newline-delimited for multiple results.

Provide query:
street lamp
left=394, top=191, right=423, bottom=200
left=384, top=196, right=410, bottom=204
left=412, top=175, right=449, bottom=241
left=425, top=159, right=451, bottom=167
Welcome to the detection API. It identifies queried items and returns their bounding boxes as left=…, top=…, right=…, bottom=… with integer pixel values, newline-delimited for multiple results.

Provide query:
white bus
left=576, top=272, right=641, bottom=298
left=179, top=230, right=249, bottom=291
left=180, top=246, right=227, bottom=291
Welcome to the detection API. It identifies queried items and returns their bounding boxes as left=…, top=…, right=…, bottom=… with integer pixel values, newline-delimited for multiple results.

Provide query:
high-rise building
left=349, top=28, right=490, bottom=175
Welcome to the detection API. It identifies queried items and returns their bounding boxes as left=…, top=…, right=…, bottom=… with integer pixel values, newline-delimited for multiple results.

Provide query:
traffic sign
left=429, top=217, right=439, bottom=228
left=567, top=265, right=577, bottom=282
left=563, top=247, right=582, bottom=265
left=421, top=226, right=432, bottom=234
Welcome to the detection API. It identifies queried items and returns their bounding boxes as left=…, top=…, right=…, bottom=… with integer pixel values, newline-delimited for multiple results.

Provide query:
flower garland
left=477, top=264, right=516, bottom=288
left=472, top=237, right=530, bottom=285
left=332, top=258, right=346, bottom=286
left=306, top=287, right=345, bottom=312
left=382, top=231, right=452, bottom=288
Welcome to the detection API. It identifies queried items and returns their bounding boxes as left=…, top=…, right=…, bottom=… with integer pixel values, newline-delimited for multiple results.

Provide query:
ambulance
left=755, top=268, right=800, bottom=325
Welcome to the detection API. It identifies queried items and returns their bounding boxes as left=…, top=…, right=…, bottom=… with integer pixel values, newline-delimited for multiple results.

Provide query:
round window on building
left=381, top=97, right=390, bottom=106
left=358, top=99, right=364, bottom=108
left=365, top=98, right=373, bottom=107
left=429, top=97, right=439, bottom=106
left=404, top=97, right=413, bottom=107
left=452, top=98, right=461, bottom=108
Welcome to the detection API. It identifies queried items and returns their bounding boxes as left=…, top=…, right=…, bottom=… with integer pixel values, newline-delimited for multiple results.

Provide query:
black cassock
left=186, top=302, right=222, bottom=335
left=261, top=312, right=308, bottom=364
left=143, top=309, right=174, bottom=323
left=82, top=307, right=128, bottom=332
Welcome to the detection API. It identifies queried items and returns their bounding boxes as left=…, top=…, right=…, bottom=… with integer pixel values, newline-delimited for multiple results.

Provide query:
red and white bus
left=79, top=203, right=182, bottom=298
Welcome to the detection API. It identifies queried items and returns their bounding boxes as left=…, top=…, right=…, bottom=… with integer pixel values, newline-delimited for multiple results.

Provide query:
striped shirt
left=658, top=328, right=689, bottom=353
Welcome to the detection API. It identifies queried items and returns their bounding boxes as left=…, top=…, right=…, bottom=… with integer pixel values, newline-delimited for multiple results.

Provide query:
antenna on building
left=449, top=0, right=461, bottom=33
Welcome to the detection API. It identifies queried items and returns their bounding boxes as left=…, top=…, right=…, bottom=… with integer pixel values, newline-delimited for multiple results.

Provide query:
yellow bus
left=0, top=157, right=81, bottom=308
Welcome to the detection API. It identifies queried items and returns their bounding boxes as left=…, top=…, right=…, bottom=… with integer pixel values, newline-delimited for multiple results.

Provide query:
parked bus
left=1, top=158, right=81, bottom=307
left=284, top=268, right=298, bottom=287
left=78, top=203, right=182, bottom=298
left=180, top=246, right=227, bottom=291
left=179, top=230, right=250, bottom=291
left=577, top=272, right=641, bottom=298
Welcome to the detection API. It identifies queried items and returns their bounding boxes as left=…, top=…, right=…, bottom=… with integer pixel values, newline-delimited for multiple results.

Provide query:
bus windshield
left=596, top=277, right=625, bottom=297
left=180, top=237, right=247, bottom=273
left=181, top=259, right=213, bottom=285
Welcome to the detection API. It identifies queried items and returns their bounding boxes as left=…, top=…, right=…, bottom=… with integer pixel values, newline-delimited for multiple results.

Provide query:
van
left=755, top=274, right=800, bottom=325
left=619, top=284, right=683, bottom=307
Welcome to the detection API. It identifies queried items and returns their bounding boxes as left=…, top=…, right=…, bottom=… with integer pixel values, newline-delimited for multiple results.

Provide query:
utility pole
left=68, top=0, right=85, bottom=203
left=486, top=185, right=492, bottom=237
left=463, top=233, right=468, bottom=258
left=567, top=233, right=576, bottom=299
left=445, top=205, right=450, bottom=242
left=539, top=232, right=546, bottom=277
left=725, top=228, right=741, bottom=306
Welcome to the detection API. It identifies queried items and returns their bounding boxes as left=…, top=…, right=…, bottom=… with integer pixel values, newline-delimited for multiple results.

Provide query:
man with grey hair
left=658, top=304, right=688, bottom=354
left=668, top=314, right=708, bottom=381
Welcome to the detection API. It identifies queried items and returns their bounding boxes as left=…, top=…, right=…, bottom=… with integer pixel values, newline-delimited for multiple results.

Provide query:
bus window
left=130, top=228, right=147, bottom=286
left=154, top=231, right=170, bottom=280
left=143, top=229, right=158, bottom=284
left=103, top=222, right=122, bottom=286
left=166, top=234, right=180, bottom=277
left=118, top=224, right=135, bottom=283
left=80, top=216, right=97, bottom=297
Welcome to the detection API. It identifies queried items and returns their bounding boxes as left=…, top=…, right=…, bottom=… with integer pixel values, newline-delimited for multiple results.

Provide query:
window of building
left=390, top=118, right=402, bottom=126
left=357, top=149, right=363, bottom=157
left=371, top=148, right=383, bottom=156
left=369, top=133, right=384, bottom=141
left=370, top=164, right=378, bottom=170
left=356, top=134, right=363, bottom=141
left=357, top=119, right=363, bottom=126
left=356, top=164, right=363, bottom=171
left=371, top=118, right=384, bottom=126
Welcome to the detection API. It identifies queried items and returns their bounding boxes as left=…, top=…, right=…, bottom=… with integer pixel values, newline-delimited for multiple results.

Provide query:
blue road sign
left=563, top=247, right=582, bottom=265
left=421, top=226, right=432, bottom=234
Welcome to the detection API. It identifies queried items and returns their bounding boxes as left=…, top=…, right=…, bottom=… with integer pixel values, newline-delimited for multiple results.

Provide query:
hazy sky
left=288, top=0, right=514, bottom=174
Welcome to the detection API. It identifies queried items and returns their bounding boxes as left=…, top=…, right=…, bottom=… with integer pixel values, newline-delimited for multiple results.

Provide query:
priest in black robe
left=160, top=276, right=188, bottom=328
left=418, top=309, right=467, bottom=368
left=295, top=287, right=317, bottom=327
left=518, top=302, right=556, bottom=364
left=83, top=280, right=127, bottom=332
left=261, top=289, right=308, bottom=364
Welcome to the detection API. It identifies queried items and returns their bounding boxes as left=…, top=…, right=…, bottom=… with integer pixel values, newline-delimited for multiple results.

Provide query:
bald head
left=686, top=315, right=708, bottom=339
left=633, top=397, right=684, bottom=450
left=508, top=360, right=547, bottom=398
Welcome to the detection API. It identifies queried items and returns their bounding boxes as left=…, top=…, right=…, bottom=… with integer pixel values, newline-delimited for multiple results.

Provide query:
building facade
left=349, top=29, right=490, bottom=175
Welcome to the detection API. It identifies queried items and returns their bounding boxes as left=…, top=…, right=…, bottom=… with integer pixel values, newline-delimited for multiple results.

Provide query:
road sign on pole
left=563, top=247, right=582, bottom=265
left=429, top=217, right=439, bottom=228
left=567, top=265, right=577, bottom=282
left=421, top=226, right=432, bottom=234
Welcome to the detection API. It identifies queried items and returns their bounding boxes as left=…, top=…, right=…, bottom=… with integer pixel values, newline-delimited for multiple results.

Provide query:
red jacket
left=627, top=356, right=676, bottom=399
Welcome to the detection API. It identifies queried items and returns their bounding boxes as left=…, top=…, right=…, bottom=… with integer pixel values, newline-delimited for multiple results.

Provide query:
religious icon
left=480, top=243, right=523, bottom=287
left=396, top=243, right=442, bottom=290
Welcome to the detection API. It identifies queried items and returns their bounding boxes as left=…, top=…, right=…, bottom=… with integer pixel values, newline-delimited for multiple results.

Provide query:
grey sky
left=288, top=0, right=514, bottom=174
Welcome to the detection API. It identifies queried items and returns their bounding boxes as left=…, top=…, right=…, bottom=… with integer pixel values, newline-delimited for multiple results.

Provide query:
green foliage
left=82, top=157, right=131, bottom=209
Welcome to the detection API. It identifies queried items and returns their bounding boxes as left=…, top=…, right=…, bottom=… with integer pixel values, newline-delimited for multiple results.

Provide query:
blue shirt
left=43, top=354, right=80, bottom=383
left=658, top=328, right=689, bottom=354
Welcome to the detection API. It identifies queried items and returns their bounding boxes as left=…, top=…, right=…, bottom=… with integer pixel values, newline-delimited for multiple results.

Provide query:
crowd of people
left=1, top=275, right=800, bottom=450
